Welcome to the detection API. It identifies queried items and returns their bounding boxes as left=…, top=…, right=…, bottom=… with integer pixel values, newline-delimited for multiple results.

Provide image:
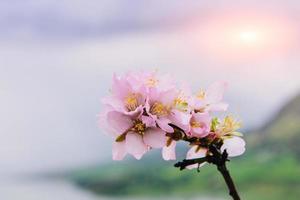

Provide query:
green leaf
left=210, top=117, right=220, bottom=132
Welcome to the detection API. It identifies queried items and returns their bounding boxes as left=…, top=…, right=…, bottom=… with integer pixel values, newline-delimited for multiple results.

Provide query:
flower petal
left=186, top=146, right=207, bottom=169
left=159, top=88, right=178, bottom=105
left=141, top=115, right=156, bottom=127
left=162, top=140, right=176, bottom=160
left=111, top=73, right=131, bottom=99
left=102, top=96, right=125, bottom=113
left=107, top=111, right=133, bottom=136
left=206, top=81, right=228, bottom=103
left=191, top=127, right=209, bottom=137
left=189, top=112, right=211, bottom=137
left=208, top=102, right=228, bottom=112
left=98, top=106, right=115, bottom=136
left=156, top=118, right=174, bottom=133
left=143, top=128, right=167, bottom=148
left=112, top=141, right=127, bottom=160
left=125, top=132, right=148, bottom=159
left=171, top=110, right=191, bottom=131
left=221, top=137, right=246, bottom=157
left=193, top=112, right=211, bottom=124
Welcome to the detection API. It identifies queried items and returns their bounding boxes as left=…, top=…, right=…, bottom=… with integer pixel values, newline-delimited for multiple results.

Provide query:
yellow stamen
left=191, top=121, right=205, bottom=128
left=196, top=90, right=206, bottom=100
left=150, top=102, right=169, bottom=116
left=124, top=93, right=141, bottom=111
left=132, top=120, right=146, bottom=135
left=146, top=77, right=159, bottom=87
left=173, top=97, right=188, bottom=111
left=221, top=116, right=242, bottom=136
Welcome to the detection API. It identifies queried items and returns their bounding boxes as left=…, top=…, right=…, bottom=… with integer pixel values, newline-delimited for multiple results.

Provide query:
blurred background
left=1, top=0, right=300, bottom=199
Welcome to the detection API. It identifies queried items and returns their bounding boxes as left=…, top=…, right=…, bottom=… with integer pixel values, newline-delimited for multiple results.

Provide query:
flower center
left=196, top=90, right=206, bottom=100
left=222, top=116, right=241, bottom=133
left=132, top=120, right=146, bottom=135
left=124, top=93, right=141, bottom=111
left=150, top=102, right=169, bottom=117
left=146, top=77, right=159, bottom=87
left=191, top=121, right=205, bottom=128
left=173, top=97, right=188, bottom=112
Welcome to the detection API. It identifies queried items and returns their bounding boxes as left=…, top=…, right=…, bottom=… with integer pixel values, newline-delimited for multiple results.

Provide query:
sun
left=238, top=30, right=260, bottom=45
left=189, top=12, right=296, bottom=62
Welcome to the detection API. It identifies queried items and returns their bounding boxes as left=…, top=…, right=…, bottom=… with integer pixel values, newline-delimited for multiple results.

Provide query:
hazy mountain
left=249, top=94, right=300, bottom=158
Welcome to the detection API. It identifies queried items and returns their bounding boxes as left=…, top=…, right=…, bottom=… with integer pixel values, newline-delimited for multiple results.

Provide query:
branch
left=217, top=163, right=241, bottom=200
left=174, top=157, right=208, bottom=170
left=174, top=147, right=241, bottom=200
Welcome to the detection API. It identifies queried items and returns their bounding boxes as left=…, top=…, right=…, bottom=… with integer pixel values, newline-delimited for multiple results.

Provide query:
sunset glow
left=189, top=12, right=297, bottom=62
left=238, top=30, right=260, bottom=45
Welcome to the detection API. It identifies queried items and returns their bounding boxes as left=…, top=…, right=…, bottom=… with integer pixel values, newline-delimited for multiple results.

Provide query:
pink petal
left=148, top=88, right=160, bottom=102
left=206, top=81, right=228, bottom=103
left=191, top=127, right=209, bottom=137
left=171, top=110, right=191, bottom=127
left=98, top=106, right=114, bottom=136
left=144, top=98, right=152, bottom=114
left=125, top=132, right=148, bottom=160
left=156, top=118, right=174, bottom=133
left=171, top=110, right=191, bottom=132
left=162, top=140, right=176, bottom=160
left=159, top=88, right=178, bottom=105
left=190, top=97, right=206, bottom=109
left=189, top=112, right=211, bottom=137
left=102, top=96, right=125, bottom=113
left=111, top=73, right=131, bottom=99
left=221, top=137, right=246, bottom=157
left=158, top=73, right=176, bottom=91
left=123, top=105, right=144, bottom=117
left=141, top=115, right=156, bottom=127
left=143, top=128, right=167, bottom=148
left=193, top=112, right=211, bottom=124
left=112, top=141, right=127, bottom=160
left=106, top=111, right=133, bottom=136
left=208, top=102, right=228, bottom=112
left=186, top=146, right=207, bottom=169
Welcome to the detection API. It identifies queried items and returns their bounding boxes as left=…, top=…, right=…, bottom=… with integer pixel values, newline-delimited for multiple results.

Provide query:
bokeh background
left=1, top=1, right=300, bottom=199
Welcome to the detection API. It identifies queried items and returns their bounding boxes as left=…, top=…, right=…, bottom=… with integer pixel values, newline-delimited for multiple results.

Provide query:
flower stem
left=216, top=162, right=241, bottom=200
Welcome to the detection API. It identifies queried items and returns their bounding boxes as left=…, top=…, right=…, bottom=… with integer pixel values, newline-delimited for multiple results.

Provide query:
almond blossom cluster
left=100, top=71, right=245, bottom=169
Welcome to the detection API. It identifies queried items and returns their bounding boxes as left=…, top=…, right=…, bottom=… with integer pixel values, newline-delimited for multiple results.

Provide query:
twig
left=174, top=147, right=241, bottom=200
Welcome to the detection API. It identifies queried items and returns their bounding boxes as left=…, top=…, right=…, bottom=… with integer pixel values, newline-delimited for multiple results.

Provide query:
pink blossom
left=187, top=112, right=211, bottom=138
left=144, top=87, right=177, bottom=133
left=170, top=86, right=192, bottom=132
left=100, top=72, right=245, bottom=164
left=170, top=109, right=191, bottom=132
left=106, top=111, right=167, bottom=160
left=102, top=73, right=147, bottom=117
left=126, top=71, right=176, bottom=93
left=191, top=81, right=228, bottom=113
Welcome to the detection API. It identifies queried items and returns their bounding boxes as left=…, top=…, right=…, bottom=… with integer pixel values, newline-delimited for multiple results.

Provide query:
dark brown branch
left=217, top=163, right=241, bottom=200
left=174, top=147, right=241, bottom=200
left=174, top=157, right=208, bottom=170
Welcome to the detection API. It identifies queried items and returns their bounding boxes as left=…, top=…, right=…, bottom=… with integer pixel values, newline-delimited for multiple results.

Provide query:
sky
left=1, top=0, right=300, bottom=176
